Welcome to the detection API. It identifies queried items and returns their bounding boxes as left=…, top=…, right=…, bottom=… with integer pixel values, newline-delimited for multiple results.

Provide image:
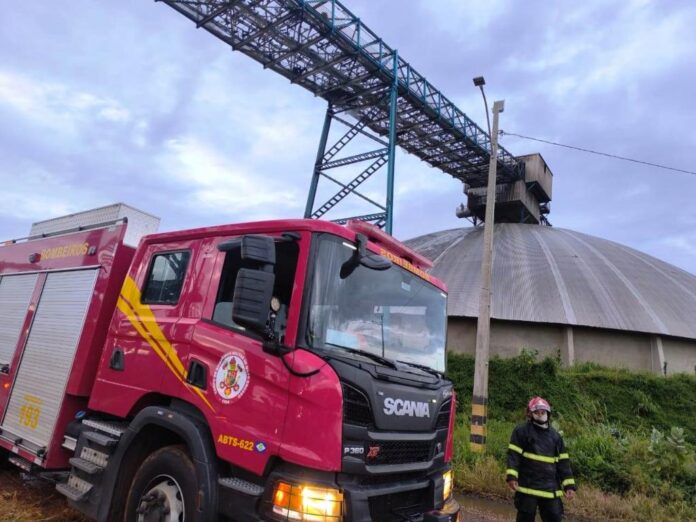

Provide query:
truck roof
left=140, top=219, right=447, bottom=292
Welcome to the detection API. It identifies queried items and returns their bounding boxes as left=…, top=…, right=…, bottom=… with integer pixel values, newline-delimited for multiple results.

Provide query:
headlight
left=443, top=470, right=454, bottom=501
left=272, top=481, right=343, bottom=521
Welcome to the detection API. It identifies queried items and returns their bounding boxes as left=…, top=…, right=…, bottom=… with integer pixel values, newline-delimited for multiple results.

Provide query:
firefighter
left=506, top=397, right=576, bottom=522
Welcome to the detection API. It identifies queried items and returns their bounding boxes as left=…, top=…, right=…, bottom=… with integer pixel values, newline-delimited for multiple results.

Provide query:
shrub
left=566, top=423, right=632, bottom=494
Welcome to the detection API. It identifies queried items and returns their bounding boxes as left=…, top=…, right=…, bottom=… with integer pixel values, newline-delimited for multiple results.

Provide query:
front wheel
left=124, top=445, right=200, bottom=522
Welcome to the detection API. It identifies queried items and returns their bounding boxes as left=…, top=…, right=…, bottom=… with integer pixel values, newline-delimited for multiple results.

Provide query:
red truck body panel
left=0, top=224, right=133, bottom=468
left=280, top=349, right=343, bottom=471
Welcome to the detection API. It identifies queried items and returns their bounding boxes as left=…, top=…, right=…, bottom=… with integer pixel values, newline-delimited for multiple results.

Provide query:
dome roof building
left=406, top=224, right=696, bottom=374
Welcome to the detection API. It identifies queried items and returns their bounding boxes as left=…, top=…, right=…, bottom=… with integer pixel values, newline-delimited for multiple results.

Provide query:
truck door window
left=142, top=251, right=191, bottom=305
left=213, top=240, right=298, bottom=343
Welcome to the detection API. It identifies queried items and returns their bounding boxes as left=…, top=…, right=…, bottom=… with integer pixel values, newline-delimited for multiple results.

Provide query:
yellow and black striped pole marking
left=470, top=395, right=488, bottom=452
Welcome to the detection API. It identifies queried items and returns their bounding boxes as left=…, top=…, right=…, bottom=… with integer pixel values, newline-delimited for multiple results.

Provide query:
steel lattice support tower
left=158, top=0, right=526, bottom=231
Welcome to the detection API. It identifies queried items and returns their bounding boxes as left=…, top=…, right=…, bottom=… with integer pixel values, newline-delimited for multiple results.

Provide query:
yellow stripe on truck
left=118, top=276, right=215, bottom=413
left=116, top=296, right=182, bottom=379
left=120, top=277, right=187, bottom=378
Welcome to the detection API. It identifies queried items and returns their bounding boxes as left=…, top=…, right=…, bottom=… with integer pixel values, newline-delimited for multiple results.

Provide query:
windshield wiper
left=324, top=342, right=398, bottom=370
left=396, top=359, right=444, bottom=378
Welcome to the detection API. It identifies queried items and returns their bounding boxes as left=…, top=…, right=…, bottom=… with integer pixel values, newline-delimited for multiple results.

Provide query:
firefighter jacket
left=506, top=421, right=576, bottom=499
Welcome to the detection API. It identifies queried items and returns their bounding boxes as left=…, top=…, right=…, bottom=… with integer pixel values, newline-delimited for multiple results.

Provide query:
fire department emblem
left=214, top=351, right=249, bottom=403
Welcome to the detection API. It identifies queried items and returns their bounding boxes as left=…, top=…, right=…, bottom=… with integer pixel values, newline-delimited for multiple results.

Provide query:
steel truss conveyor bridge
left=159, top=0, right=525, bottom=233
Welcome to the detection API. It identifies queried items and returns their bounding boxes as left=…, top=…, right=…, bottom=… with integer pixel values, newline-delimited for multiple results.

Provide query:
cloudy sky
left=1, top=1, right=695, bottom=274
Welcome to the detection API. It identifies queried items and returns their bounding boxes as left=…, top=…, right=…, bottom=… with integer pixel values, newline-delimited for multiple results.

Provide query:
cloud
left=637, top=232, right=696, bottom=275
left=159, top=136, right=303, bottom=219
left=418, top=0, right=513, bottom=33
left=617, top=183, right=649, bottom=200
left=505, top=2, right=696, bottom=103
left=395, top=158, right=454, bottom=199
left=657, top=235, right=696, bottom=257
left=0, top=162, right=94, bottom=222
left=0, top=70, right=131, bottom=131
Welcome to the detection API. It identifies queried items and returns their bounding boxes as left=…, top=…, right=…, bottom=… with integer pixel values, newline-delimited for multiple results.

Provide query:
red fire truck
left=0, top=213, right=460, bottom=522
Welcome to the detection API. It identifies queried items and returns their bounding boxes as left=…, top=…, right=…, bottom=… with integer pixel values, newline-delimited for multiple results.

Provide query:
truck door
left=0, top=273, right=40, bottom=413
left=189, top=236, right=302, bottom=474
left=94, top=242, right=196, bottom=416
left=1, top=269, right=98, bottom=454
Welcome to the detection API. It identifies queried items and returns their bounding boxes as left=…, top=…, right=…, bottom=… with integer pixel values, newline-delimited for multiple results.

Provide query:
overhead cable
left=500, top=130, right=696, bottom=177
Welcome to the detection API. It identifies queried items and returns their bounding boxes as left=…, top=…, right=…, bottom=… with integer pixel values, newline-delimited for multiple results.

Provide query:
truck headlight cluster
left=272, top=481, right=343, bottom=521
left=443, top=470, right=454, bottom=501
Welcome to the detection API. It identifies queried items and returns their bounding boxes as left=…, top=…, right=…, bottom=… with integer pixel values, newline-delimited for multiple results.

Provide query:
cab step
left=56, top=475, right=93, bottom=502
left=83, top=430, right=119, bottom=448
left=81, top=419, right=128, bottom=438
left=56, top=419, right=126, bottom=509
left=219, top=476, right=265, bottom=496
left=69, top=457, right=104, bottom=475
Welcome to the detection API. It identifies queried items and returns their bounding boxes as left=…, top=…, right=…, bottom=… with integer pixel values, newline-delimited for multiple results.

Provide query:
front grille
left=368, top=487, right=430, bottom=522
left=342, top=383, right=373, bottom=427
left=436, top=398, right=452, bottom=430
left=367, top=440, right=433, bottom=465
left=357, top=471, right=423, bottom=486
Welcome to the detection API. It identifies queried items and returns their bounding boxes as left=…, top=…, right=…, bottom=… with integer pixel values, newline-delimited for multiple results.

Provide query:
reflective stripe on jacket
left=506, top=421, right=576, bottom=497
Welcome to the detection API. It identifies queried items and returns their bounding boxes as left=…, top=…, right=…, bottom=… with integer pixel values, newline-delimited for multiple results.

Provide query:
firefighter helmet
left=527, top=396, right=551, bottom=414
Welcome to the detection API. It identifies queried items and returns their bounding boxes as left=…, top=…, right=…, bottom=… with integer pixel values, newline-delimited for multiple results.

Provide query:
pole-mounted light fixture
left=473, top=76, right=492, bottom=142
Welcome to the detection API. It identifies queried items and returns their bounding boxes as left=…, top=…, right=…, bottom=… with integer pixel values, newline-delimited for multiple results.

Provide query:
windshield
left=306, top=235, right=447, bottom=372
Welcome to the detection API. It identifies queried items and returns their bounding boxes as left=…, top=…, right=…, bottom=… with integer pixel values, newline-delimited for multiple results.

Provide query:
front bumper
left=218, top=466, right=462, bottom=522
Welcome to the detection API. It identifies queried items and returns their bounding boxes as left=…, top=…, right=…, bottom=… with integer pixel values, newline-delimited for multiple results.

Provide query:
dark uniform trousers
left=514, top=492, right=563, bottom=522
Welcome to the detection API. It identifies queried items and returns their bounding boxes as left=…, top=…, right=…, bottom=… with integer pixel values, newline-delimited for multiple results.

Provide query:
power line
left=500, top=130, right=696, bottom=178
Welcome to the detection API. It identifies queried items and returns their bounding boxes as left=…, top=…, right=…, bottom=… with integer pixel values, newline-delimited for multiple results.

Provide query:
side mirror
left=340, top=233, right=391, bottom=278
left=360, top=252, right=392, bottom=271
left=241, top=235, right=276, bottom=265
left=232, top=268, right=275, bottom=332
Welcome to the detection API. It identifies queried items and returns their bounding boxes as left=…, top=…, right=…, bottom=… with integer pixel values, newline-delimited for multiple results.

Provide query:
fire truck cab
left=0, top=212, right=460, bottom=522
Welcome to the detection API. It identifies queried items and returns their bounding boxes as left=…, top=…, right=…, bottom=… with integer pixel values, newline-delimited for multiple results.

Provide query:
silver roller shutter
left=0, top=274, right=39, bottom=365
left=1, top=269, right=98, bottom=449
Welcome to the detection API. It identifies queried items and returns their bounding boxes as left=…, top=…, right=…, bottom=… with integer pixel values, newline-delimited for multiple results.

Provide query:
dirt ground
left=0, top=469, right=87, bottom=522
left=0, top=466, right=509, bottom=521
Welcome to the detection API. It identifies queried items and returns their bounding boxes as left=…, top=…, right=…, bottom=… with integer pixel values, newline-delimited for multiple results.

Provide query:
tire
left=124, top=445, right=200, bottom=522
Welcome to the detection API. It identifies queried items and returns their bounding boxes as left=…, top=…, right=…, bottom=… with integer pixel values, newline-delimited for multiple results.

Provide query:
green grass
left=447, top=350, right=696, bottom=441
left=446, top=352, right=696, bottom=521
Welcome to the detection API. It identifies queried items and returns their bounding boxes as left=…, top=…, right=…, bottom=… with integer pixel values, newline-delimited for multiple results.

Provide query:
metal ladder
left=55, top=419, right=128, bottom=503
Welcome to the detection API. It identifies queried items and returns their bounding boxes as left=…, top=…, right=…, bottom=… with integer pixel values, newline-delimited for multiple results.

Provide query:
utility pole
left=470, top=95, right=505, bottom=453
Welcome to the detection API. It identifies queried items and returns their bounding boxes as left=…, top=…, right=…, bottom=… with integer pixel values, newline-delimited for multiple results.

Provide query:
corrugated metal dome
left=406, top=224, right=696, bottom=340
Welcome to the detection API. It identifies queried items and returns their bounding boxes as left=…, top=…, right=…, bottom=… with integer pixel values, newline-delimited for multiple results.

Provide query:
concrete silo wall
left=446, top=317, right=696, bottom=376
